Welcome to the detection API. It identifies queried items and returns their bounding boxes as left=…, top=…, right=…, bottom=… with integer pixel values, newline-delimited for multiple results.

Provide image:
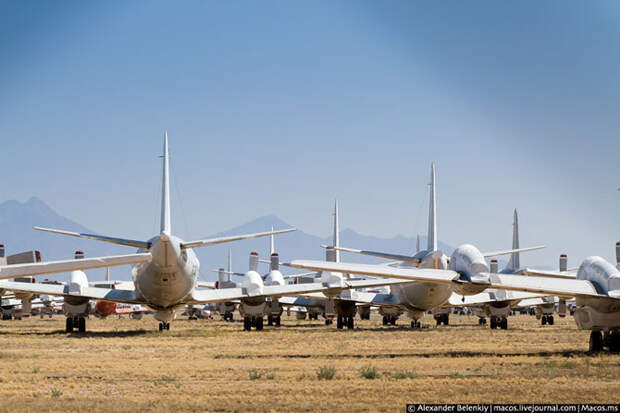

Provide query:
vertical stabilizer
left=333, top=199, right=340, bottom=263
left=227, top=248, right=232, bottom=282
left=427, top=163, right=437, bottom=251
left=270, top=226, right=275, bottom=256
left=506, top=209, right=520, bottom=271
left=416, top=234, right=420, bottom=253
left=160, top=132, right=171, bottom=235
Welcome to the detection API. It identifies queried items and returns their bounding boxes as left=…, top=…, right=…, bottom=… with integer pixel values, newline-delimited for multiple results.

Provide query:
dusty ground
left=0, top=312, right=618, bottom=412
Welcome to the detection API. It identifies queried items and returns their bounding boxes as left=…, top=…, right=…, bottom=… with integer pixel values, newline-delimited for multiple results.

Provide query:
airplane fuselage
left=133, top=234, right=199, bottom=319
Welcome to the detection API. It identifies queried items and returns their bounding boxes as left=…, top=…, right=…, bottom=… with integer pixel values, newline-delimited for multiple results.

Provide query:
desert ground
left=0, top=312, right=618, bottom=412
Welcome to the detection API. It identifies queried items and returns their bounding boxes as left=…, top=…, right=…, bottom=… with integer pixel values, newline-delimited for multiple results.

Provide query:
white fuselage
left=388, top=250, right=452, bottom=317
left=573, top=257, right=620, bottom=332
left=133, top=234, right=199, bottom=319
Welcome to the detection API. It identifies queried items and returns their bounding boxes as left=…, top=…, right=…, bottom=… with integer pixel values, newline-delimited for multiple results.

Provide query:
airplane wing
left=475, top=273, right=606, bottom=299
left=187, top=278, right=412, bottom=304
left=482, top=245, right=546, bottom=258
left=0, top=280, right=144, bottom=304
left=522, top=268, right=576, bottom=279
left=321, top=245, right=421, bottom=264
left=443, top=291, right=545, bottom=307
left=34, top=227, right=151, bottom=249
left=0, top=253, right=151, bottom=280
left=288, top=260, right=459, bottom=284
left=181, top=228, right=296, bottom=249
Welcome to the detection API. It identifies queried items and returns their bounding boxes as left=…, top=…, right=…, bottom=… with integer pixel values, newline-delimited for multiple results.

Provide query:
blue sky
left=1, top=1, right=618, bottom=266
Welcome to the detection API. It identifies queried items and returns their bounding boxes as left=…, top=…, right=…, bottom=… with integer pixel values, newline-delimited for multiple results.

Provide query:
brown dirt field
left=0, top=313, right=618, bottom=412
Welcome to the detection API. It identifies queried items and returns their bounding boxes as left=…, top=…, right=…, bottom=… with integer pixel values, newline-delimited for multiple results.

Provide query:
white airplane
left=444, top=209, right=548, bottom=329
left=292, top=240, right=620, bottom=352
left=309, top=164, right=544, bottom=329
left=0, top=133, right=412, bottom=332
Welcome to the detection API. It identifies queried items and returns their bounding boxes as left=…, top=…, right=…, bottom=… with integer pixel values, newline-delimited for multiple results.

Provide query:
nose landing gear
left=158, top=322, right=170, bottom=331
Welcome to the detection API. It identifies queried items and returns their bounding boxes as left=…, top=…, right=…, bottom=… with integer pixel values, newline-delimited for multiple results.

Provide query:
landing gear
left=274, top=316, right=281, bottom=327
left=325, top=319, right=333, bottom=325
left=541, top=315, right=554, bottom=325
left=267, top=315, right=273, bottom=326
left=223, top=312, right=234, bottom=322
left=382, top=315, right=397, bottom=326
left=66, top=317, right=73, bottom=332
left=436, top=314, right=449, bottom=326
left=78, top=316, right=86, bottom=333
left=478, top=317, right=487, bottom=325
left=589, top=331, right=603, bottom=353
left=500, top=317, right=508, bottom=330
left=411, top=320, right=421, bottom=329
left=158, top=322, right=170, bottom=331
left=243, top=316, right=264, bottom=331
left=337, top=315, right=354, bottom=330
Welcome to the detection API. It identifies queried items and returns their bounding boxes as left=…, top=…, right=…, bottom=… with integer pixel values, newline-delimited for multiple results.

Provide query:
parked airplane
left=0, top=133, right=412, bottom=332
left=311, top=164, right=544, bottom=329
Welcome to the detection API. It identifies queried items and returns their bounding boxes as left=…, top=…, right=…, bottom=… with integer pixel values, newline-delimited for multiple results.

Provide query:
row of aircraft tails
left=0, top=134, right=618, bottom=353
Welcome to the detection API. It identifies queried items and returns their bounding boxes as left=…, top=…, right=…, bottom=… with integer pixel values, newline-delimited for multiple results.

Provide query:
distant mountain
left=0, top=198, right=458, bottom=282
left=0, top=197, right=126, bottom=280
left=193, top=215, right=455, bottom=280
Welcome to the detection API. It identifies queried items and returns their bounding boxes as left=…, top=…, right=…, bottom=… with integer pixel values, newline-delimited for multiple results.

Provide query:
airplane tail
left=506, top=209, right=520, bottom=271
left=427, top=163, right=437, bottom=252
left=160, top=132, right=171, bottom=235
left=616, top=242, right=620, bottom=270
left=333, top=200, right=340, bottom=263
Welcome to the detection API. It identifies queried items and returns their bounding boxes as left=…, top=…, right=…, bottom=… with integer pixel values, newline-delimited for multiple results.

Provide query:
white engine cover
left=241, top=271, right=264, bottom=296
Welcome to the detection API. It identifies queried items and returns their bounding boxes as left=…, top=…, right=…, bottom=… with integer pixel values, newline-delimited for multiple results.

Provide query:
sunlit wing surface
left=187, top=278, right=411, bottom=304
left=444, top=291, right=545, bottom=307
left=288, top=260, right=458, bottom=283
left=321, top=245, right=421, bottom=264
left=0, top=280, right=143, bottom=304
left=475, top=273, right=604, bottom=298
left=481, top=245, right=545, bottom=258
left=522, top=268, right=577, bottom=279
left=181, top=228, right=296, bottom=249
left=0, top=253, right=152, bottom=280
left=33, top=227, right=151, bottom=249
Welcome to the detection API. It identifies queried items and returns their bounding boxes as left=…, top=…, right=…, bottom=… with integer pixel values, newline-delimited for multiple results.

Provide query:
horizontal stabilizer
left=34, top=227, right=151, bottom=249
left=482, top=245, right=545, bottom=258
left=0, top=253, right=152, bottom=280
left=320, top=245, right=421, bottom=264
left=181, top=228, right=296, bottom=249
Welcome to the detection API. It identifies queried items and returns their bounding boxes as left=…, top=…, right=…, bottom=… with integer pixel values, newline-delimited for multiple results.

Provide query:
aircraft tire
left=549, top=316, right=554, bottom=325
left=490, top=318, right=496, bottom=329
left=78, top=317, right=86, bottom=333
left=589, top=331, right=603, bottom=353
left=347, top=316, right=354, bottom=330
left=267, top=315, right=273, bottom=326
left=256, top=317, right=263, bottom=331
left=443, top=314, right=449, bottom=325
left=500, top=318, right=508, bottom=330
left=337, top=315, right=343, bottom=329
left=382, top=316, right=388, bottom=326
left=390, top=317, right=396, bottom=326
left=542, top=316, right=547, bottom=325
left=275, top=316, right=281, bottom=327
left=66, top=317, right=73, bottom=333
left=243, top=317, right=251, bottom=331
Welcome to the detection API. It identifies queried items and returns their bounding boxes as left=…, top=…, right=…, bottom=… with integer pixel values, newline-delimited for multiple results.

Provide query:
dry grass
left=0, top=313, right=618, bottom=412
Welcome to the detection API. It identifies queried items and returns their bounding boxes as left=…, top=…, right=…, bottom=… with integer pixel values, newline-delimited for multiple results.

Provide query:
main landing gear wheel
left=243, top=316, right=251, bottom=331
left=490, top=317, right=497, bottom=329
left=347, top=316, right=354, bottom=330
left=500, top=317, right=508, bottom=330
left=255, top=317, right=264, bottom=331
left=158, top=322, right=170, bottom=331
left=267, top=315, right=273, bottom=326
left=410, top=320, right=421, bottom=329
left=589, top=331, right=603, bottom=353
left=382, top=316, right=388, bottom=326
left=337, top=315, right=344, bottom=329
left=66, top=317, right=73, bottom=333
left=78, top=316, right=86, bottom=333
left=275, top=316, right=281, bottom=327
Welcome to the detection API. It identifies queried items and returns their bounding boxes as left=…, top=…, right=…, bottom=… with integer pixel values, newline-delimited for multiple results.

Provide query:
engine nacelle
left=559, top=254, right=568, bottom=272
left=448, top=244, right=490, bottom=295
left=264, top=270, right=285, bottom=286
left=69, top=270, right=89, bottom=295
left=577, top=256, right=620, bottom=295
left=241, top=270, right=264, bottom=296
left=490, top=259, right=498, bottom=274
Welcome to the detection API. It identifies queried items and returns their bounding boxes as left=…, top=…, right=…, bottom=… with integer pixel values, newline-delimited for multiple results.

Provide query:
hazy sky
left=1, top=1, right=618, bottom=266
